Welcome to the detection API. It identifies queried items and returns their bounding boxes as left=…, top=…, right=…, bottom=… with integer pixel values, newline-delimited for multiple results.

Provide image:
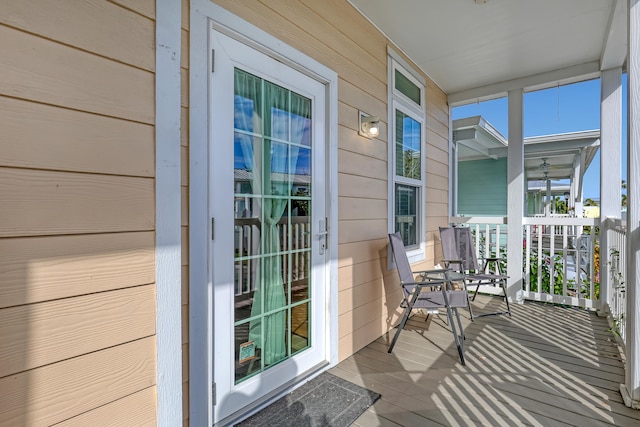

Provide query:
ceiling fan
left=538, top=158, right=564, bottom=171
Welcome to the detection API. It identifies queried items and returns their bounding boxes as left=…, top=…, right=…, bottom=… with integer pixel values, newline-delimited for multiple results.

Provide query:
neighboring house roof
left=453, top=115, right=600, bottom=182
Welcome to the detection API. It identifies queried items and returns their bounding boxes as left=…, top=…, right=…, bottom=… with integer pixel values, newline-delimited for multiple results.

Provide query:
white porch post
left=622, top=0, right=640, bottom=409
left=599, top=67, right=623, bottom=315
left=507, top=89, right=524, bottom=302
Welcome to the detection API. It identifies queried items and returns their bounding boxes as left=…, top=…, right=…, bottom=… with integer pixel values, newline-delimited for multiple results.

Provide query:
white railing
left=606, top=218, right=627, bottom=343
left=522, top=217, right=599, bottom=309
left=448, top=216, right=599, bottom=309
left=234, top=217, right=310, bottom=297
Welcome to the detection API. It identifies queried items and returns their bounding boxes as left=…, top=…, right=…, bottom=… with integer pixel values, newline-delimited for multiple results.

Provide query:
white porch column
left=599, top=67, right=623, bottom=315
left=507, top=89, right=525, bottom=302
left=622, top=0, right=640, bottom=409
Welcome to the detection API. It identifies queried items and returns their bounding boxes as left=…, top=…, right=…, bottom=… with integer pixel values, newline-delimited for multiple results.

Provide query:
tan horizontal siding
left=338, top=238, right=387, bottom=269
left=0, top=337, right=156, bottom=426
left=0, top=285, right=155, bottom=378
left=338, top=125, right=388, bottom=162
left=0, top=168, right=154, bottom=237
left=338, top=259, right=385, bottom=292
left=337, top=219, right=388, bottom=245
left=0, top=0, right=154, bottom=71
left=56, top=386, right=157, bottom=426
left=0, top=231, right=154, bottom=309
left=338, top=197, right=387, bottom=221
left=0, top=96, right=154, bottom=176
left=109, top=0, right=155, bottom=20
left=338, top=173, right=387, bottom=199
left=338, top=149, right=387, bottom=181
left=0, top=24, right=154, bottom=124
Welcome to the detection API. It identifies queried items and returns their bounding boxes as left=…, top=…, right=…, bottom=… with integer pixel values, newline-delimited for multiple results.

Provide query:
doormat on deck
left=235, top=372, right=380, bottom=427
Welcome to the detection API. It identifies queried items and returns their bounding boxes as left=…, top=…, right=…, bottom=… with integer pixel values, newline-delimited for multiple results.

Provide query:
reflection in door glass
left=233, top=68, right=312, bottom=383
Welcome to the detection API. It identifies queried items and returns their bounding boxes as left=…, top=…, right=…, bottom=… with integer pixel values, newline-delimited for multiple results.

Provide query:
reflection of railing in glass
left=234, top=216, right=310, bottom=296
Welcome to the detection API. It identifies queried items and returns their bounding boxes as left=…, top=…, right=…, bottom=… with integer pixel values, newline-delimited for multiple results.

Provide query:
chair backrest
left=388, top=232, right=415, bottom=285
left=439, top=227, right=480, bottom=271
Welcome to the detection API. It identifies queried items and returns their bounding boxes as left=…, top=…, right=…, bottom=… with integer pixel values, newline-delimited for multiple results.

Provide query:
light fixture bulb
left=359, top=113, right=380, bottom=138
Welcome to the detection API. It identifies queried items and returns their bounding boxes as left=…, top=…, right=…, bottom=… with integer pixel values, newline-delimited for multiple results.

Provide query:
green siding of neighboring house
left=457, top=158, right=507, bottom=216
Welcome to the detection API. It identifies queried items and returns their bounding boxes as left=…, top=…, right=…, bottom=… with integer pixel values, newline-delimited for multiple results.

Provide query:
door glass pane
left=395, top=110, right=421, bottom=180
left=395, top=183, right=418, bottom=247
left=233, top=68, right=312, bottom=384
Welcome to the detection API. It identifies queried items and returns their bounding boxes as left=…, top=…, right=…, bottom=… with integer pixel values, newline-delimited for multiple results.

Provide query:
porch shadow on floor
left=330, top=295, right=640, bottom=426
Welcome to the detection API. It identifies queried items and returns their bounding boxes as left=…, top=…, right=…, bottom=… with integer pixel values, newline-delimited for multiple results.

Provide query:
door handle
left=318, top=219, right=328, bottom=255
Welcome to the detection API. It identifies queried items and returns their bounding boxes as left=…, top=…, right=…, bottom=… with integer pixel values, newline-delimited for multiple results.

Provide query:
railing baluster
left=562, top=225, right=568, bottom=297
left=525, top=224, right=531, bottom=293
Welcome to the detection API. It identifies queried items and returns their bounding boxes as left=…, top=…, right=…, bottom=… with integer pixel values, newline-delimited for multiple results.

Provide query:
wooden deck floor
left=330, top=295, right=640, bottom=426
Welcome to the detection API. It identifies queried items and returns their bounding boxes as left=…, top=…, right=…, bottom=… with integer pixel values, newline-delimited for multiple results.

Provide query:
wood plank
left=182, top=186, right=189, bottom=226
left=338, top=258, right=385, bottom=292
left=0, top=24, right=154, bottom=124
left=0, top=96, right=154, bottom=176
left=182, top=28, right=189, bottom=70
left=338, top=79, right=387, bottom=123
left=338, top=149, right=387, bottom=181
left=338, top=238, right=387, bottom=268
left=108, top=0, right=155, bottom=20
left=56, top=386, right=157, bottom=426
left=299, top=0, right=387, bottom=66
left=425, top=157, right=449, bottom=178
left=338, top=276, right=387, bottom=316
left=181, top=67, right=189, bottom=107
left=338, top=197, right=387, bottom=221
left=337, top=218, right=387, bottom=245
left=338, top=125, right=388, bottom=162
left=182, top=0, right=190, bottom=30
left=181, top=107, right=189, bottom=147
left=0, top=285, right=155, bottom=378
left=0, top=337, right=156, bottom=426
left=0, top=232, right=155, bottom=309
left=0, top=0, right=154, bottom=71
left=0, top=168, right=154, bottom=237
left=338, top=173, right=387, bottom=199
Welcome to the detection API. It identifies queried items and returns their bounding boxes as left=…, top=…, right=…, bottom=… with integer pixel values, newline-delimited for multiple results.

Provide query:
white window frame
left=387, top=51, right=427, bottom=264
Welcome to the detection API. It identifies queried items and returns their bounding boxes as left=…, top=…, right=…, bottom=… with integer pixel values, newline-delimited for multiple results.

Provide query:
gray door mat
left=235, top=372, right=381, bottom=427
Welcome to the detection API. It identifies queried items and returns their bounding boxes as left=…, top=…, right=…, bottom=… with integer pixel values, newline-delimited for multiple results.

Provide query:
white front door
left=209, top=28, right=329, bottom=423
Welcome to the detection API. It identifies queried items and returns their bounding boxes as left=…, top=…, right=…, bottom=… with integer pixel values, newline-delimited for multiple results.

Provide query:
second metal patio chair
left=387, top=232, right=468, bottom=365
left=439, top=226, right=511, bottom=320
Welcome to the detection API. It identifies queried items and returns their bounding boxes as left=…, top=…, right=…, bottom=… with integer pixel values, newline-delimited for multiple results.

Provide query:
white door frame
left=189, top=2, right=338, bottom=425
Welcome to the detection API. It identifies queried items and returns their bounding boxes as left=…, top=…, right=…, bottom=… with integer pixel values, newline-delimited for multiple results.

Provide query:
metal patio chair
left=387, top=232, right=468, bottom=365
left=439, top=226, right=511, bottom=320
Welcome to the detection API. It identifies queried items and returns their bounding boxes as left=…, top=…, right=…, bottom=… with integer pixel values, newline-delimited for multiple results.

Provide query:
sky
left=451, top=77, right=628, bottom=199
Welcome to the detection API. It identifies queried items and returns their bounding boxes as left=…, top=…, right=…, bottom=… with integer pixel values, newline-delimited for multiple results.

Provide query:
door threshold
left=215, top=361, right=330, bottom=427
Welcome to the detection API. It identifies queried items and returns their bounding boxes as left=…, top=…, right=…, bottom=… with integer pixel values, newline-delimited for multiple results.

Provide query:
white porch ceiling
left=349, top=0, right=626, bottom=104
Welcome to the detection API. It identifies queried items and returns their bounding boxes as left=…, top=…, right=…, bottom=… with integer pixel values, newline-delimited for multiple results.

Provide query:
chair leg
left=445, top=306, right=465, bottom=366
left=463, top=281, right=475, bottom=321
left=388, top=291, right=419, bottom=353
left=502, top=280, right=512, bottom=316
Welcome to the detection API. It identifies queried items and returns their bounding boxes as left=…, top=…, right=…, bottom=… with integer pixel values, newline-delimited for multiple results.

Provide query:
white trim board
left=155, top=0, right=183, bottom=425
left=189, top=1, right=339, bottom=425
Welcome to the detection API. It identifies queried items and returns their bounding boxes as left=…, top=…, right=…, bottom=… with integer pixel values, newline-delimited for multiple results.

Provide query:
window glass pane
left=395, top=184, right=418, bottom=247
left=395, top=69, right=421, bottom=105
left=395, top=110, right=421, bottom=180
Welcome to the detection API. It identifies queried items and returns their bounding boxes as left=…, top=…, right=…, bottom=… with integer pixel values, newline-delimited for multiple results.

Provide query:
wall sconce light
left=359, top=111, right=380, bottom=138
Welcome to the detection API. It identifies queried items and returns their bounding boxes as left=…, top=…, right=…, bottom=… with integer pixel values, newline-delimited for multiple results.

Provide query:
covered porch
left=349, top=0, right=640, bottom=410
left=331, top=295, right=640, bottom=426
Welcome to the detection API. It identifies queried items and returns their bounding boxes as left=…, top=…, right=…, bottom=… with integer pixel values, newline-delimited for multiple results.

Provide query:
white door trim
left=155, top=0, right=183, bottom=425
left=189, top=2, right=339, bottom=425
